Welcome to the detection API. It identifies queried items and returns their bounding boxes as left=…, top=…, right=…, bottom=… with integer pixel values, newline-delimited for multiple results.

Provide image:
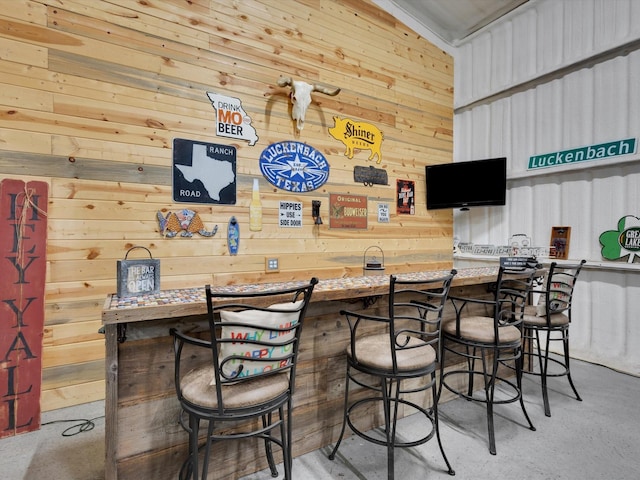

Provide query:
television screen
left=425, top=157, right=507, bottom=210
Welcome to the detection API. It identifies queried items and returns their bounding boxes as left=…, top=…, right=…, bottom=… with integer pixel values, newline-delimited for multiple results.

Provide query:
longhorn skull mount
left=277, top=76, right=340, bottom=131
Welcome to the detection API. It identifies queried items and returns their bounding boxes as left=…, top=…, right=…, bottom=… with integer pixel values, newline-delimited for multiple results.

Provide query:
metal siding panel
left=593, top=0, right=632, bottom=48
left=562, top=0, right=596, bottom=60
left=471, top=33, right=494, bottom=100
left=489, top=21, right=513, bottom=91
left=453, top=0, right=640, bottom=376
left=562, top=72, right=595, bottom=147
left=593, top=58, right=629, bottom=140
left=536, top=0, right=565, bottom=72
left=456, top=0, right=640, bottom=105
left=454, top=43, right=474, bottom=107
left=511, top=8, right=539, bottom=85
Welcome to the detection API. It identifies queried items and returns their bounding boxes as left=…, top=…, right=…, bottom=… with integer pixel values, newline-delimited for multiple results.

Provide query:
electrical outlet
left=265, top=257, right=279, bottom=273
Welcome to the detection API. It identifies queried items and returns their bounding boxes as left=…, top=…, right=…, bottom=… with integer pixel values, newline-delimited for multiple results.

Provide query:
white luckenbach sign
left=528, top=138, right=636, bottom=170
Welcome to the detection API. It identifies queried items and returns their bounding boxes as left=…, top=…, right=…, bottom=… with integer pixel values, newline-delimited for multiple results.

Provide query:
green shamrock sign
left=599, top=215, right=640, bottom=263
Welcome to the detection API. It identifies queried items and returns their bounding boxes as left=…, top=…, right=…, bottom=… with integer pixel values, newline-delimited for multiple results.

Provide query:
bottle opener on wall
left=228, top=216, right=240, bottom=255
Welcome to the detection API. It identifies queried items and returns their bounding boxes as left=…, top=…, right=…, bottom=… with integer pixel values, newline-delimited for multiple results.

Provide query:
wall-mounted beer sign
left=329, top=193, right=368, bottom=229
left=599, top=215, right=640, bottom=263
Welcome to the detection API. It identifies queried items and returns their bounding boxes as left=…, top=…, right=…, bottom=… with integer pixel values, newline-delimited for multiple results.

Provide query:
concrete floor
left=2, top=355, right=639, bottom=479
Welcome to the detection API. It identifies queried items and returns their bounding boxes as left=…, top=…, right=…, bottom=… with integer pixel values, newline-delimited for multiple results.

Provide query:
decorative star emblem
left=286, top=154, right=307, bottom=180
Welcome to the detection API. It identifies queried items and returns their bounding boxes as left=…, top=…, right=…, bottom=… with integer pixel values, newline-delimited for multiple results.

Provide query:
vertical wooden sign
left=0, top=179, right=48, bottom=438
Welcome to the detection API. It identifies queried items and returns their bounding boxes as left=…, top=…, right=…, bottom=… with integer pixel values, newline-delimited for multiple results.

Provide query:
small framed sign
left=550, top=226, right=571, bottom=260
left=117, top=246, right=160, bottom=297
left=329, top=193, right=368, bottom=229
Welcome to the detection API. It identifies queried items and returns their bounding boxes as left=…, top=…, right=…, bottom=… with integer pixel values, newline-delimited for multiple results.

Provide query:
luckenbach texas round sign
left=259, top=141, right=329, bottom=192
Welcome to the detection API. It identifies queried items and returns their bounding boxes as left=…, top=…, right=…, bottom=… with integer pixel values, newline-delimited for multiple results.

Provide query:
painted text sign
left=528, top=138, right=636, bottom=170
left=259, top=141, right=329, bottom=192
left=279, top=201, right=303, bottom=228
left=206, top=92, right=258, bottom=146
left=329, top=193, right=368, bottom=229
left=0, top=179, right=48, bottom=438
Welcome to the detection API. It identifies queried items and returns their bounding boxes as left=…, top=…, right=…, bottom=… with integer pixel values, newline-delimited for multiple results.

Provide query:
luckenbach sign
left=528, top=138, right=636, bottom=170
left=0, top=179, right=48, bottom=438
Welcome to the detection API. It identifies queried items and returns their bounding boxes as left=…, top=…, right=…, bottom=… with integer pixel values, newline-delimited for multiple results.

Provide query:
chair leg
left=381, top=377, right=396, bottom=480
left=516, top=346, right=536, bottom=432
left=328, top=363, right=351, bottom=460
left=466, top=346, right=476, bottom=397
left=432, top=376, right=455, bottom=475
left=563, top=330, right=582, bottom=402
left=285, top=402, right=293, bottom=480
left=187, top=414, right=199, bottom=480
left=262, top=413, right=278, bottom=477
left=541, top=331, right=552, bottom=417
left=486, top=351, right=497, bottom=455
left=200, top=420, right=215, bottom=480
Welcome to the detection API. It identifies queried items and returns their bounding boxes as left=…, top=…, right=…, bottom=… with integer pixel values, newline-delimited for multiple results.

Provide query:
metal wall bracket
left=362, top=295, right=381, bottom=309
left=117, top=323, right=128, bottom=343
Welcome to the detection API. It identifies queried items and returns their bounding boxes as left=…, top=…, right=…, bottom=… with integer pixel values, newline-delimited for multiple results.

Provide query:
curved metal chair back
left=441, top=263, right=539, bottom=455
left=330, top=270, right=458, bottom=479
left=523, top=260, right=586, bottom=416
left=171, top=277, right=317, bottom=480
left=539, top=260, right=585, bottom=324
left=384, top=272, right=457, bottom=375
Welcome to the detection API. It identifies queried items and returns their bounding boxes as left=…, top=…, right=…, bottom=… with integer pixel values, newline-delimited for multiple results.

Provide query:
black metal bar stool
left=170, top=278, right=317, bottom=480
left=329, top=271, right=457, bottom=479
left=438, top=264, right=538, bottom=455
left=521, top=260, right=586, bottom=416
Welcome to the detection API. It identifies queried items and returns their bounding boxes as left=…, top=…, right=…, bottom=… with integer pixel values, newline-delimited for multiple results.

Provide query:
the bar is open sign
left=117, top=247, right=161, bottom=297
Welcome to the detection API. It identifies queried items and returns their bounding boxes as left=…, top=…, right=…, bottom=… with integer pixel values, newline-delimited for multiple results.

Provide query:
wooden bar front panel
left=104, top=274, right=496, bottom=480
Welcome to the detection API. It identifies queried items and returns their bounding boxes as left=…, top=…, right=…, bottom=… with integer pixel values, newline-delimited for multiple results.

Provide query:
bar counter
left=102, top=267, right=500, bottom=480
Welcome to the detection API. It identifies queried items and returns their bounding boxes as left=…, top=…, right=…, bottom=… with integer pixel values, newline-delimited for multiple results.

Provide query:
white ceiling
left=384, top=0, right=530, bottom=46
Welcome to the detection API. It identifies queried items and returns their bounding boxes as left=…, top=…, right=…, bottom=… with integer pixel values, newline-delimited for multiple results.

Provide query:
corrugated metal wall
left=453, top=0, right=640, bottom=374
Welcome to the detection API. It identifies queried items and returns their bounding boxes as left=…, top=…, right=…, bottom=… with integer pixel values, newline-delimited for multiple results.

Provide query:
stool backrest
left=387, top=270, right=457, bottom=372
left=538, top=260, right=586, bottom=321
left=205, top=278, right=317, bottom=405
left=492, top=265, right=540, bottom=338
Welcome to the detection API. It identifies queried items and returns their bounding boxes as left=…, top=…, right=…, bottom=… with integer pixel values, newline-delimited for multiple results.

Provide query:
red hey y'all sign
left=0, top=179, right=48, bottom=438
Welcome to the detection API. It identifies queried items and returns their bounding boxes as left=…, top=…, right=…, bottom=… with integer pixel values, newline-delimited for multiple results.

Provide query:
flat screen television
left=425, top=157, right=507, bottom=210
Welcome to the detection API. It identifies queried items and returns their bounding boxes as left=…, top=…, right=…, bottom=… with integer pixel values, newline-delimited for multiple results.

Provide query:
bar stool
left=438, top=264, right=538, bottom=455
left=329, top=271, right=457, bottom=479
left=521, top=260, right=586, bottom=416
left=170, top=278, right=317, bottom=480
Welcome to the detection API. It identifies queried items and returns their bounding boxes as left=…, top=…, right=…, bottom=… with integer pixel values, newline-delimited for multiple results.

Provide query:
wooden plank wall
left=0, top=0, right=454, bottom=411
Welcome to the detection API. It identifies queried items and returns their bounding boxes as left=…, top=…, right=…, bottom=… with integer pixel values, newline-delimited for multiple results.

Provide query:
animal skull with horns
left=277, top=76, right=341, bottom=131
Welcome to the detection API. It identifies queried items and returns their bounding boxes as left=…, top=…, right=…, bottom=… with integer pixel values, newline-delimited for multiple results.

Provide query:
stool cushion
left=182, top=364, right=289, bottom=409
left=442, top=316, right=521, bottom=344
left=523, top=306, right=570, bottom=327
left=347, top=334, right=436, bottom=371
